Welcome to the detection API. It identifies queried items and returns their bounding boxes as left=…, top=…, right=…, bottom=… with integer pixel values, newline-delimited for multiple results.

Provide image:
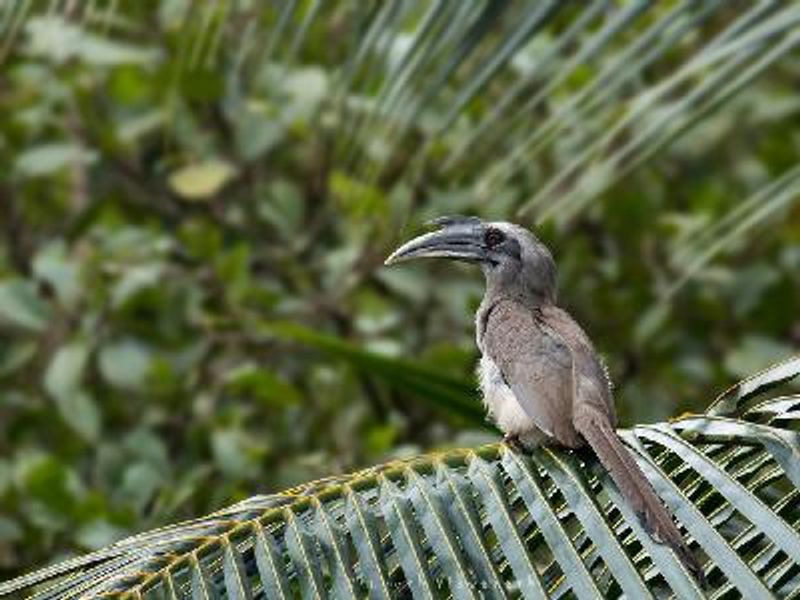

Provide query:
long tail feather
left=576, top=411, right=706, bottom=586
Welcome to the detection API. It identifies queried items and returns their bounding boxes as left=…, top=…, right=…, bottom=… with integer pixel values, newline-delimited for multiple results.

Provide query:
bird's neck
left=487, top=287, right=547, bottom=307
left=481, top=260, right=557, bottom=307
left=483, top=273, right=555, bottom=308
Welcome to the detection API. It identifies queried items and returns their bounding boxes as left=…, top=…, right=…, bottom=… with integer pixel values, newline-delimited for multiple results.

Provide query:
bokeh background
left=1, top=0, right=798, bottom=578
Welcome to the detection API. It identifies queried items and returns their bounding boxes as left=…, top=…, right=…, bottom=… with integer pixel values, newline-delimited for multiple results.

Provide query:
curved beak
left=384, top=217, right=486, bottom=266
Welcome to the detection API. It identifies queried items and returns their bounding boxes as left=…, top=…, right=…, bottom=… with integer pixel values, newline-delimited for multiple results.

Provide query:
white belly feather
left=478, top=354, right=549, bottom=444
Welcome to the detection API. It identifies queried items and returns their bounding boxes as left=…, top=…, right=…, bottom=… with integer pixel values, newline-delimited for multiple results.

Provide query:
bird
left=385, top=215, right=705, bottom=584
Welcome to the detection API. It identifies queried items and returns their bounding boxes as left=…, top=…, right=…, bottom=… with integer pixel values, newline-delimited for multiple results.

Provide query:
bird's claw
left=503, top=434, right=527, bottom=453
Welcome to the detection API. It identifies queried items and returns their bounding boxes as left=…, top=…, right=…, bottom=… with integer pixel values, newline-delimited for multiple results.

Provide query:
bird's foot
left=503, top=433, right=527, bottom=453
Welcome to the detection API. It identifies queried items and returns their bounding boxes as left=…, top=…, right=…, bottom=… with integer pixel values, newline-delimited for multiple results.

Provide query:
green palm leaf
left=257, top=321, right=482, bottom=423
left=3, top=357, right=800, bottom=598
left=7, top=3, right=796, bottom=231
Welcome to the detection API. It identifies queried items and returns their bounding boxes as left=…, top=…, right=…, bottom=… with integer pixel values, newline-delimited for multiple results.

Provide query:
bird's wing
left=483, top=300, right=581, bottom=447
left=542, top=304, right=616, bottom=423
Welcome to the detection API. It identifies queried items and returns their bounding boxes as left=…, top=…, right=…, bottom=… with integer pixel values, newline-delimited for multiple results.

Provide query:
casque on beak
left=384, top=216, right=487, bottom=266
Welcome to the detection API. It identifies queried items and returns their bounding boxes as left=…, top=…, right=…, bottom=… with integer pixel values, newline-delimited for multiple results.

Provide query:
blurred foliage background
left=1, top=0, right=799, bottom=579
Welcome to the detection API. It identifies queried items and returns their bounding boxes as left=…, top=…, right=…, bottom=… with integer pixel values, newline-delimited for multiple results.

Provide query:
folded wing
left=482, top=301, right=582, bottom=447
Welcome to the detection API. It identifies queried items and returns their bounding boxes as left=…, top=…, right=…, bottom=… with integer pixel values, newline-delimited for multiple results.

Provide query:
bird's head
left=385, top=215, right=557, bottom=303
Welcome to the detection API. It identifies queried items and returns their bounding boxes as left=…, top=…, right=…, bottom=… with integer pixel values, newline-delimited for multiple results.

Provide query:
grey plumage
left=386, top=216, right=705, bottom=585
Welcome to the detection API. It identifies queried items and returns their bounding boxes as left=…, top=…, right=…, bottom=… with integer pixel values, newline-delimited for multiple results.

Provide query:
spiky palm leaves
left=2, top=357, right=800, bottom=598
left=4, top=2, right=796, bottom=268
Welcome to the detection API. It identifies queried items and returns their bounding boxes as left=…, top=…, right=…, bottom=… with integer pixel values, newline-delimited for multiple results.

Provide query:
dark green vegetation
left=0, top=0, right=798, bottom=584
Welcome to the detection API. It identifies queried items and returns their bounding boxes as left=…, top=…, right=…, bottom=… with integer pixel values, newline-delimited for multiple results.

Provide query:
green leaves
left=32, top=243, right=82, bottom=308
left=98, top=339, right=152, bottom=392
left=0, top=280, right=50, bottom=332
left=223, top=364, right=301, bottom=408
left=0, top=342, right=37, bottom=378
left=44, top=342, right=89, bottom=399
left=14, top=143, right=97, bottom=178
left=724, top=335, right=795, bottom=380
left=168, top=160, right=238, bottom=201
left=44, top=342, right=101, bottom=442
left=708, top=355, right=800, bottom=418
left=260, top=321, right=482, bottom=423
left=5, top=357, right=800, bottom=598
left=24, top=16, right=160, bottom=66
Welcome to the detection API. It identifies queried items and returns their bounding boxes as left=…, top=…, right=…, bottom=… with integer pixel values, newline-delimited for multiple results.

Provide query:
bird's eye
left=484, top=228, right=505, bottom=248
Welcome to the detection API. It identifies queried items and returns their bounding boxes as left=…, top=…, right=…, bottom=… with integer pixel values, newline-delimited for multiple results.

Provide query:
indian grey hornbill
left=385, top=215, right=705, bottom=584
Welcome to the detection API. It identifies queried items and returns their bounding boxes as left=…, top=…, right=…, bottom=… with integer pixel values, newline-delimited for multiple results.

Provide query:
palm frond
left=3, top=357, right=800, bottom=599
left=258, top=321, right=482, bottom=423
left=5, top=2, right=795, bottom=293
left=664, top=165, right=800, bottom=298
left=8, top=3, right=793, bottom=218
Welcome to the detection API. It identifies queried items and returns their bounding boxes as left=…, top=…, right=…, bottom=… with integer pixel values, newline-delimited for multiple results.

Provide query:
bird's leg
left=503, top=433, right=527, bottom=453
left=574, top=444, right=596, bottom=464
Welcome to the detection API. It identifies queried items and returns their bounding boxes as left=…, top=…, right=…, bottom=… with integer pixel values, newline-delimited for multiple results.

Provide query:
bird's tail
left=575, top=411, right=706, bottom=586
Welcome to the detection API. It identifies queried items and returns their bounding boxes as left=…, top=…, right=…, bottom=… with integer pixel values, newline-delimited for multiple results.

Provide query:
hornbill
left=386, top=215, right=705, bottom=584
